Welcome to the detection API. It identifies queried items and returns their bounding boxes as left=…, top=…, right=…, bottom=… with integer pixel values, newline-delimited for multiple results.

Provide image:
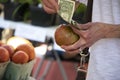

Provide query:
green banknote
left=58, top=0, right=75, bottom=23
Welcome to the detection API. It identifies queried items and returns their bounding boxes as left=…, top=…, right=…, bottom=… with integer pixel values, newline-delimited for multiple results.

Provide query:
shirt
left=86, top=0, right=120, bottom=80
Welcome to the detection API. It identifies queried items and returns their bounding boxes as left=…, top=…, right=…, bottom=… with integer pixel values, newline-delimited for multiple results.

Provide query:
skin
left=41, top=0, right=79, bottom=14
left=41, top=0, right=120, bottom=54
left=61, top=22, right=120, bottom=54
left=41, top=0, right=59, bottom=14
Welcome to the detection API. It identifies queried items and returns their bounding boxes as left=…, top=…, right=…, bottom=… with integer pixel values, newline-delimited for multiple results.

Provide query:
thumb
left=71, top=22, right=91, bottom=30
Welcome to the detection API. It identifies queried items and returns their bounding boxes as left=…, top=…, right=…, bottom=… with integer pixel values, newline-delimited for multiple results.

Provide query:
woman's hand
left=41, top=0, right=59, bottom=14
left=61, top=22, right=112, bottom=54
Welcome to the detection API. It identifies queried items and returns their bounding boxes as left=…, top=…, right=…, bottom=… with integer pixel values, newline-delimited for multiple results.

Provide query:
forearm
left=105, top=24, right=120, bottom=38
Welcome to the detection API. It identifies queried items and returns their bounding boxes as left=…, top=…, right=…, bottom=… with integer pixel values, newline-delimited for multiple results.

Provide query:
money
left=58, top=0, right=75, bottom=23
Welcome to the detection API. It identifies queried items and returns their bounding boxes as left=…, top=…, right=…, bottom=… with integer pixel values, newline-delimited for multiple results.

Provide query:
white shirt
left=85, top=0, right=120, bottom=80
left=76, top=0, right=120, bottom=80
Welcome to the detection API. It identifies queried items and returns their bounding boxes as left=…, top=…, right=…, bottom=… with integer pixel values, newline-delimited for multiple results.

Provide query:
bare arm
left=105, top=24, right=120, bottom=38
left=61, top=22, right=120, bottom=54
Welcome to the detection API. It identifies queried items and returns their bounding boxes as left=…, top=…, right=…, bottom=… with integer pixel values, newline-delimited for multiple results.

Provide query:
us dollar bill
left=58, top=0, right=75, bottom=23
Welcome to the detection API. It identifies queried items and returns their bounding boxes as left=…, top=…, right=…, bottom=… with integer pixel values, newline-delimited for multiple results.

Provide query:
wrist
left=105, top=24, right=120, bottom=38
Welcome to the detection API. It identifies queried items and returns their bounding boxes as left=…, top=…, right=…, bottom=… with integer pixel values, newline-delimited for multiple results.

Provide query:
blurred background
left=0, top=0, right=89, bottom=80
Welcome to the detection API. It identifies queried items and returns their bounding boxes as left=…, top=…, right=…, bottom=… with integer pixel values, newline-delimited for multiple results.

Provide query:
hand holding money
left=42, top=0, right=82, bottom=29
left=58, top=0, right=75, bottom=23
left=58, top=0, right=82, bottom=30
left=41, top=0, right=59, bottom=14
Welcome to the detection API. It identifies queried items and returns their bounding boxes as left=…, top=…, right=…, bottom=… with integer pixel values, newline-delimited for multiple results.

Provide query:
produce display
left=0, top=39, right=36, bottom=80
left=15, top=44, right=35, bottom=61
left=1, top=44, right=14, bottom=59
left=0, top=47, right=9, bottom=63
left=12, top=50, right=29, bottom=64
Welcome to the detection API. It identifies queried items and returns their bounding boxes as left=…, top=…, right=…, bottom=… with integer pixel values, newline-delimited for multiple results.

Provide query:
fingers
left=42, top=0, right=59, bottom=14
left=70, top=23, right=91, bottom=41
left=49, top=0, right=59, bottom=11
left=62, top=44, right=87, bottom=54
left=65, top=48, right=80, bottom=54
left=43, top=5, right=56, bottom=14
left=61, top=22, right=97, bottom=54
left=61, top=38, right=86, bottom=54
left=71, top=22, right=91, bottom=31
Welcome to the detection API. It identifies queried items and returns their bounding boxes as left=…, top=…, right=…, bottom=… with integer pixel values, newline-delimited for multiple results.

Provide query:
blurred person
left=42, top=0, right=120, bottom=80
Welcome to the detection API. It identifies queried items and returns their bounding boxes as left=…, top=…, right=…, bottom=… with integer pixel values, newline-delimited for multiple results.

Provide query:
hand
left=41, top=0, right=59, bottom=14
left=61, top=22, right=111, bottom=54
